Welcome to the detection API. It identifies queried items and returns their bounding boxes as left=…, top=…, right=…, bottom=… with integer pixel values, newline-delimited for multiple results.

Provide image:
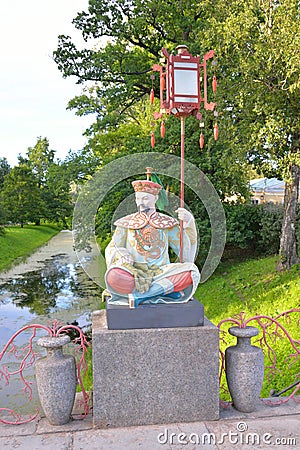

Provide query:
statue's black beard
left=138, top=206, right=150, bottom=214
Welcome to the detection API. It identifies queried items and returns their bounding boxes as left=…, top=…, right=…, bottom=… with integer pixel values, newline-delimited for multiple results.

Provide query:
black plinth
left=106, top=298, right=204, bottom=330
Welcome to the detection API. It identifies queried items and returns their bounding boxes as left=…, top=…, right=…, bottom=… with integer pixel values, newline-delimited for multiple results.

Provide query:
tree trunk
left=277, top=158, right=300, bottom=271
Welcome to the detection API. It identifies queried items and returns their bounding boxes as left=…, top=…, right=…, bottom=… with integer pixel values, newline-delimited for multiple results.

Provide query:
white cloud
left=0, top=0, right=96, bottom=166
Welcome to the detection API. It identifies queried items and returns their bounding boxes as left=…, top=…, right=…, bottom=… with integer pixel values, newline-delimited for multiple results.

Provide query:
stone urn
left=35, top=335, right=77, bottom=425
left=225, top=326, right=264, bottom=413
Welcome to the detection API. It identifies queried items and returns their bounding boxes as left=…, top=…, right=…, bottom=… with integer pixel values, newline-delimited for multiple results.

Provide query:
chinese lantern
left=199, top=132, right=204, bottom=149
left=150, top=88, right=155, bottom=105
left=151, top=132, right=155, bottom=148
left=214, top=123, right=219, bottom=140
left=160, top=121, right=165, bottom=138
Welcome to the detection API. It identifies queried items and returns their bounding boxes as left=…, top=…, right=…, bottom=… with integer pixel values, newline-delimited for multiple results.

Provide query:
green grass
left=195, top=255, right=300, bottom=398
left=78, top=345, right=93, bottom=393
left=78, top=302, right=106, bottom=393
left=0, top=224, right=61, bottom=272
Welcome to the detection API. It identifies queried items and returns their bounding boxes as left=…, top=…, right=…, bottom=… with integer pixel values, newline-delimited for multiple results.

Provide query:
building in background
left=250, top=178, right=285, bottom=204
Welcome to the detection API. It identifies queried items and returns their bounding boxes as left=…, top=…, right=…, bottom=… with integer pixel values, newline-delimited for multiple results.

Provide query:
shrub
left=222, top=202, right=299, bottom=258
left=256, top=203, right=283, bottom=254
left=224, top=203, right=261, bottom=250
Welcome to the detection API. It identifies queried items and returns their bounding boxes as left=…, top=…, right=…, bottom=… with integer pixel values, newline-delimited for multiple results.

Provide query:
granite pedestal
left=92, top=310, right=219, bottom=428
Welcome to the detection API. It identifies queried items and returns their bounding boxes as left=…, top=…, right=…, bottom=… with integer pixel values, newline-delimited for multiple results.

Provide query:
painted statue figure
left=105, top=173, right=200, bottom=308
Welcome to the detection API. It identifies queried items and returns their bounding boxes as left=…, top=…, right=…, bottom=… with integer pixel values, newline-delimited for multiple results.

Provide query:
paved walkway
left=1, top=398, right=299, bottom=449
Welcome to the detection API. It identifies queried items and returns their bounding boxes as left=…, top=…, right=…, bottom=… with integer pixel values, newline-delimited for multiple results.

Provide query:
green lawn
left=0, top=224, right=61, bottom=272
left=195, top=256, right=300, bottom=398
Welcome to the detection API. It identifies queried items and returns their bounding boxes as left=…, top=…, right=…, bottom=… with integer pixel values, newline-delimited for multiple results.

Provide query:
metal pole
left=180, top=116, right=185, bottom=263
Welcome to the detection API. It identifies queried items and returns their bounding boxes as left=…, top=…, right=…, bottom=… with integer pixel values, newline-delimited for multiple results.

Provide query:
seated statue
left=105, top=173, right=200, bottom=308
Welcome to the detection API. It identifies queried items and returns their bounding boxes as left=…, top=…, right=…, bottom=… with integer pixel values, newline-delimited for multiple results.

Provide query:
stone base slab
left=106, top=298, right=204, bottom=329
left=92, top=310, right=219, bottom=428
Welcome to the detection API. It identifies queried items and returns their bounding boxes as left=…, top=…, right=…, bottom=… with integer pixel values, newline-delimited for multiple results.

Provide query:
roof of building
left=250, top=177, right=285, bottom=194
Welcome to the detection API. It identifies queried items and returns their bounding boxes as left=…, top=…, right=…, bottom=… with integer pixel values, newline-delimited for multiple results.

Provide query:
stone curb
left=0, top=397, right=299, bottom=438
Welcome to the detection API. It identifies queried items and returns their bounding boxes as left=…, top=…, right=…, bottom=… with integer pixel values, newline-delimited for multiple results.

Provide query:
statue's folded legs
left=106, top=267, right=192, bottom=295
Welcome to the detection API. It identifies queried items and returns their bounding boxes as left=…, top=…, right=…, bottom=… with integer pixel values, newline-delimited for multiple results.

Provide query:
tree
left=62, top=148, right=101, bottom=182
left=43, top=162, right=75, bottom=227
left=201, top=0, right=300, bottom=269
left=1, top=165, right=44, bottom=227
left=0, top=157, right=10, bottom=229
left=18, top=137, right=56, bottom=225
left=54, top=0, right=300, bottom=268
left=26, top=137, right=55, bottom=187
left=41, top=149, right=101, bottom=227
left=53, top=0, right=214, bottom=128
left=0, top=158, right=10, bottom=189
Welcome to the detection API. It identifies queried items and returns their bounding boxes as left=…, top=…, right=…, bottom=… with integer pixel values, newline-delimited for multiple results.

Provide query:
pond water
left=0, top=230, right=103, bottom=417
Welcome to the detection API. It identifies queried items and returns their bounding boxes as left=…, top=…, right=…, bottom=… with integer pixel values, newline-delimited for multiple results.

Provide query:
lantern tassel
left=160, top=121, right=165, bottom=138
left=212, top=75, right=217, bottom=93
left=150, top=88, right=155, bottom=105
left=199, top=132, right=204, bottom=149
left=214, top=123, right=219, bottom=140
left=151, top=132, right=155, bottom=148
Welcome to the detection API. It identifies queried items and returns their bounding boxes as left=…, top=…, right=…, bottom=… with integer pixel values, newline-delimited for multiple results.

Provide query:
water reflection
left=0, top=255, right=102, bottom=317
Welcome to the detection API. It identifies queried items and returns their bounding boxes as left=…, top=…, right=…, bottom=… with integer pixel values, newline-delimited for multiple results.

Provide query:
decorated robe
left=105, top=211, right=200, bottom=307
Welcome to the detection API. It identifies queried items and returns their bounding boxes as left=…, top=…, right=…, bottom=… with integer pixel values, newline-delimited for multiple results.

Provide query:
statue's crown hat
left=132, top=167, right=162, bottom=196
left=132, top=180, right=162, bottom=195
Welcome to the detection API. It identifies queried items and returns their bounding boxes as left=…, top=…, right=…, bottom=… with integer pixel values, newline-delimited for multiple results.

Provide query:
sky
left=0, top=0, right=96, bottom=167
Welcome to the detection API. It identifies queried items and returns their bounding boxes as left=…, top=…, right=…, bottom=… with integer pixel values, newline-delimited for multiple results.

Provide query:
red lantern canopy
left=168, top=45, right=201, bottom=116
left=153, top=46, right=216, bottom=117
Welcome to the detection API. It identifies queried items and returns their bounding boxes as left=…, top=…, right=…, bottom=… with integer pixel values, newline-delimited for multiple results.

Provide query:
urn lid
left=37, top=335, right=70, bottom=348
left=228, top=326, right=259, bottom=338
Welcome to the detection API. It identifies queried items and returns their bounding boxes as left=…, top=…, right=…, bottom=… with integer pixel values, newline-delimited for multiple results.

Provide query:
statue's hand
left=117, top=248, right=134, bottom=265
left=176, top=208, right=194, bottom=228
left=120, top=254, right=134, bottom=265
